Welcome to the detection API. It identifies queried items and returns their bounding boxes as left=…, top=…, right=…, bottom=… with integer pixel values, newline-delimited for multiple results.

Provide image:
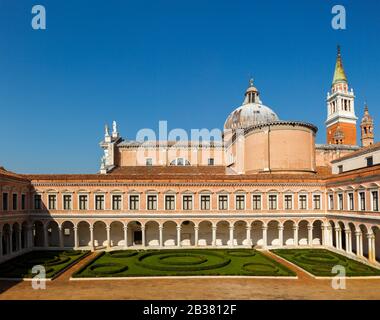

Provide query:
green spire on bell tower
left=332, top=45, right=348, bottom=85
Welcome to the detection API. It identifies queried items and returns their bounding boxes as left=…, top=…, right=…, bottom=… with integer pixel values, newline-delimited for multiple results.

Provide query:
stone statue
left=105, top=124, right=110, bottom=137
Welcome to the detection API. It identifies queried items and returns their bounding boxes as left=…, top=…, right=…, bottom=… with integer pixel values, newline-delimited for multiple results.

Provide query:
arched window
left=170, top=158, right=191, bottom=166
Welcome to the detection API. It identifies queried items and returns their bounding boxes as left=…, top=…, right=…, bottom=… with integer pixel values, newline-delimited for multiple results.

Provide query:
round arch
left=198, top=220, right=212, bottom=246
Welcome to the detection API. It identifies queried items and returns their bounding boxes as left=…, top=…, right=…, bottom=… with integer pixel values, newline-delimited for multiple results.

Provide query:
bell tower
left=361, top=104, right=374, bottom=147
left=326, top=46, right=358, bottom=145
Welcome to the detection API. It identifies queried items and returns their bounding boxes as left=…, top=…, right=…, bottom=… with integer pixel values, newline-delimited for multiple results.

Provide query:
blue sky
left=0, top=0, right=379, bottom=173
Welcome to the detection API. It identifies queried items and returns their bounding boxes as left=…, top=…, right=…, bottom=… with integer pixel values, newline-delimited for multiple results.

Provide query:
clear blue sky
left=0, top=0, right=379, bottom=173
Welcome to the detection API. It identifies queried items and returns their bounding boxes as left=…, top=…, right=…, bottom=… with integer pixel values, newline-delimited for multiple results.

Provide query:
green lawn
left=272, top=249, right=380, bottom=277
left=73, top=249, right=296, bottom=277
left=0, top=250, right=89, bottom=279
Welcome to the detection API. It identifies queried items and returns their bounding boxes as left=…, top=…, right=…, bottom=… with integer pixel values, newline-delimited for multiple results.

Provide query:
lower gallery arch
left=267, top=220, right=280, bottom=246
left=251, top=220, right=263, bottom=247
left=77, top=221, right=90, bottom=248
left=348, top=223, right=357, bottom=254
left=372, top=226, right=380, bottom=263
left=33, top=221, right=44, bottom=247
left=2, top=224, right=11, bottom=255
left=162, top=221, right=177, bottom=247
left=47, top=221, right=60, bottom=247
left=180, top=221, right=195, bottom=246
left=127, top=221, right=143, bottom=246
left=12, top=223, right=20, bottom=251
left=145, top=221, right=159, bottom=247
left=329, top=220, right=336, bottom=248
left=338, top=221, right=346, bottom=251
left=359, top=224, right=369, bottom=259
left=283, top=220, right=295, bottom=246
left=234, top=220, right=247, bottom=246
left=198, top=221, right=212, bottom=246
left=312, top=220, right=323, bottom=245
left=21, top=222, right=28, bottom=249
left=93, top=221, right=107, bottom=248
left=61, top=221, right=75, bottom=248
left=298, top=220, right=309, bottom=246
left=110, top=221, right=124, bottom=247
left=216, top=221, right=229, bottom=246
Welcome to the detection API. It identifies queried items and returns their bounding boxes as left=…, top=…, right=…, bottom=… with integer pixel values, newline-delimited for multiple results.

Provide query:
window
left=338, top=165, right=343, bottom=174
left=112, top=195, right=122, bottom=210
left=95, top=195, right=105, bottom=210
left=299, top=195, right=307, bottom=210
left=48, top=195, right=56, bottom=210
left=252, top=195, right=261, bottom=210
left=63, top=195, right=71, bottom=210
left=208, top=158, right=214, bottom=166
left=235, top=195, right=245, bottom=210
left=165, top=195, right=175, bottom=210
left=21, top=194, right=26, bottom=210
left=348, top=193, right=354, bottom=211
left=367, top=156, right=374, bottom=167
left=34, top=194, right=42, bottom=210
left=79, top=195, right=88, bottom=210
left=147, top=195, right=157, bottom=210
left=129, top=195, right=139, bottom=210
left=372, top=191, right=379, bottom=212
left=146, top=158, right=153, bottom=166
left=170, top=158, right=190, bottom=166
left=200, top=195, right=210, bottom=210
left=218, top=195, right=228, bottom=210
left=284, top=195, right=293, bottom=210
left=313, top=195, right=321, bottom=210
left=338, top=194, right=344, bottom=210
left=183, top=195, right=193, bottom=210
left=12, top=194, right=18, bottom=210
left=359, top=192, right=366, bottom=211
left=2, top=193, right=8, bottom=211
left=329, top=194, right=334, bottom=210
left=269, top=195, right=277, bottom=210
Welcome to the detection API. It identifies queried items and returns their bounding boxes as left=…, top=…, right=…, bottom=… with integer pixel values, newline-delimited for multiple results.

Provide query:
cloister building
left=1, top=47, right=379, bottom=268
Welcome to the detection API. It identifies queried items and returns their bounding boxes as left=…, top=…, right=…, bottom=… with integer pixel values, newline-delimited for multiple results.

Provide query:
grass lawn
left=0, top=250, right=89, bottom=279
left=73, top=249, right=296, bottom=278
left=272, top=249, right=380, bottom=277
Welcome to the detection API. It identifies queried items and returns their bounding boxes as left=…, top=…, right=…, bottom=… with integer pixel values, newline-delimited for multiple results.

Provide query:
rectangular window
left=313, top=195, right=321, bottom=210
left=252, top=195, right=261, bottom=210
left=348, top=193, right=354, bottom=211
left=235, top=195, right=245, bottom=210
left=48, top=195, right=56, bottom=210
left=269, top=195, right=277, bottom=210
left=63, top=195, right=72, bottom=210
left=367, top=156, right=374, bottom=167
left=146, top=158, right=153, bottom=166
left=147, top=195, right=157, bottom=210
left=79, top=195, right=88, bottom=210
left=372, top=191, right=379, bottom=212
left=208, top=158, right=214, bottom=166
left=21, top=194, right=26, bottom=210
left=338, top=194, right=343, bottom=210
left=359, top=192, right=366, bottom=211
left=218, top=195, right=228, bottom=210
left=284, top=195, right=293, bottom=210
left=112, top=195, right=122, bottom=210
left=12, top=194, right=18, bottom=210
left=2, top=193, right=8, bottom=211
left=183, top=195, right=193, bottom=210
left=95, top=195, right=105, bottom=210
left=200, top=195, right=210, bottom=210
left=34, top=194, right=42, bottom=210
left=129, top=195, right=139, bottom=210
left=338, top=165, right=343, bottom=174
left=329, top=194, right=334, bottom=210
left=299, top=195, right=307, bottom=210
left=165, top=195, right=175, bottom=210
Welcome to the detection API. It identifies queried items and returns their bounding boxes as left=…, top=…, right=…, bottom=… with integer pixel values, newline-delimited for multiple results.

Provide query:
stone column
left=141, top=225, right=146, bottom=247
left=278, top=225, right=284, bottom=247
left=355, top=231, right=363, bottom=257
left=9, top=228, right=13, bottom=253
left=74, top=226, right=79, bottom=249
left=262, top=225, right=268, bottom=248
left=17, top=228, right=22, bottom=251
left=368, top=233, right=376, bottom=263
left=43, top=224, right=49, bottom=248
left=106, top=225, right=111, bottom=249
left=246, top=225, right=252, bottom=246
left=335, top=227, right=341, bottom=250
left=293, top=225, right=299, bottom=246
left=176, top=225, right=181, bottom=247
left=345, top=229, right=352, bottom=254
left=321, top=225, right=327, bottom=246
left=58, top=225, right=64, bottom=248
left=307, top=224, right=313, bottom=246
left=159, top=225, right=163, bottom=247
left=123, top=225, right=128, bottom=248
left=194, top=226, right=199, bottom=247
left=212, top=226, right=217, bottom=247
left=229, top=225, right=234, bottom=248
left=89, top=226, right=94, bottom=251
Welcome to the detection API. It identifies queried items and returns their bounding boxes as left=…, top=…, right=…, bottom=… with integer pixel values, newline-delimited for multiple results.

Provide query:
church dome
left=224, top=79, right=279, bottom=130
